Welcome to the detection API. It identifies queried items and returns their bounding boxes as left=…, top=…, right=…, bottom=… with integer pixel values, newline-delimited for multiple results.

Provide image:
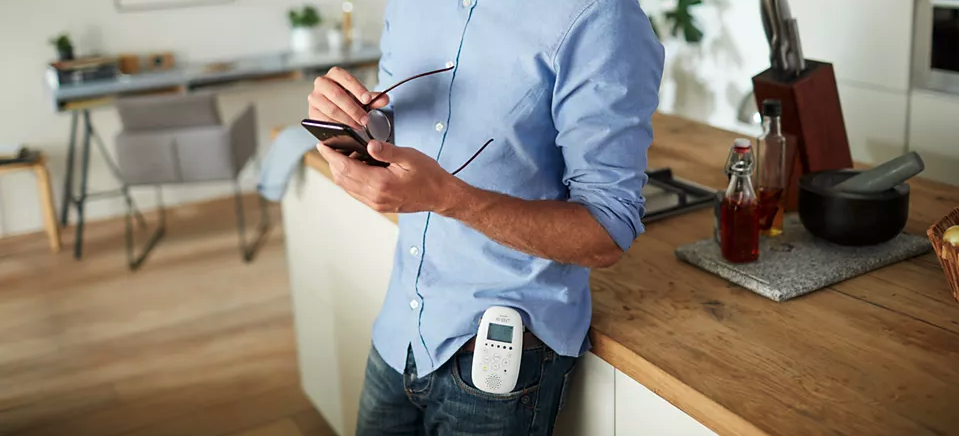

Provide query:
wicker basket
left=928, top=207, right=959, bottom=304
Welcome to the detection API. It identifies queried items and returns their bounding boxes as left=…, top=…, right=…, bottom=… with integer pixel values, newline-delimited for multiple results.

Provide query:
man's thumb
left=367, top=140, right=398, bottom=163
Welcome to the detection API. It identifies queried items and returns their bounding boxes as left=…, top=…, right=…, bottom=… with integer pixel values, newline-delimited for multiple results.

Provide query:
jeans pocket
left=452, top=347, right=546, bottom=401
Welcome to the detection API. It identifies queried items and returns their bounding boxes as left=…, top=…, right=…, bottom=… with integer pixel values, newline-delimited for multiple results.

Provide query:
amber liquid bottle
left=720, top=139, right=760, bottom=263
left=756, top=99, right=788, bottom=237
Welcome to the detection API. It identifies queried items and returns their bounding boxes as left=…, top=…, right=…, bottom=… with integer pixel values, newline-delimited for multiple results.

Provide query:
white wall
left=656, top=0, right=959, bottom=187
left=654, top=0, right=915, bottom=158
left=3, top=0, right=956, bottom=237
left=649, top=0, right=770, bottom=137
left=0, top=0, right=386, bottom=237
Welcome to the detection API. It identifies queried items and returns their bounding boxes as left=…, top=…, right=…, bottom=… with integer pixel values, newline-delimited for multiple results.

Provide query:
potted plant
left=49, top=33, right=74, bottom=61
left=642, top=0, right=710, bottom=120
left=288, top=5, right=322, bottom=53
left=327, top=20, right=345, bottom=52
left=647, top=0, right=704, bottom=44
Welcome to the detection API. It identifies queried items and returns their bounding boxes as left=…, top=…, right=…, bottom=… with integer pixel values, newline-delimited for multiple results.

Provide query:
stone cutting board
left=674, top=215, right=932, bottom=302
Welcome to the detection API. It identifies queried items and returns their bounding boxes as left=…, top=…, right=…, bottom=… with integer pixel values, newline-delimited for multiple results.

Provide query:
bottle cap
left=762, top=99, right=782, bottom=117
left=733, top=138, right=751, bottom=150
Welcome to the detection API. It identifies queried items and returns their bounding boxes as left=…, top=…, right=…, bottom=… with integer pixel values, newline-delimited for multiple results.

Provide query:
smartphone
left=301, top=118, right=389, bottom=167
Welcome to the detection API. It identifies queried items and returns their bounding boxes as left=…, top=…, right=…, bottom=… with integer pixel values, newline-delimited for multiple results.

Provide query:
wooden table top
left=302, top=113, right=959, bottom=436
left=0, top=152, right=46, bottom=175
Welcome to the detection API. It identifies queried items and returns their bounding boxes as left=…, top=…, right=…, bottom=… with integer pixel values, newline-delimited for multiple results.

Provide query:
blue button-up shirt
left=370, top=0, right=665, bottom=377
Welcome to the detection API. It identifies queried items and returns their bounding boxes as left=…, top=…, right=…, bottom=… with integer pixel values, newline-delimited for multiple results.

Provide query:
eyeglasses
left=359, top=66, right=494, bottom=176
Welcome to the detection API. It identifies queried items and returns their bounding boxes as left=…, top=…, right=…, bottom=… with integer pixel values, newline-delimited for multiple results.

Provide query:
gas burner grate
left=641, top=168, right=719, bottom=223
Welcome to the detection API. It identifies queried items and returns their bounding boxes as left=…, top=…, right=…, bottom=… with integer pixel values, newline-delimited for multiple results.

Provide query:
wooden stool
left=0, top=152, right=62, bottom=253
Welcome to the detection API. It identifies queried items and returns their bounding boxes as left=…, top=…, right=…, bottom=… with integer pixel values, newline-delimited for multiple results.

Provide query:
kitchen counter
left=296, top=113, right=959, bottom=436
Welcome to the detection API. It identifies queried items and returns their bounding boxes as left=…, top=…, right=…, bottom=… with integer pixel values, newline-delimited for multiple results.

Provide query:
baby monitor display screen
left=487, top=323, right=513, bottom=343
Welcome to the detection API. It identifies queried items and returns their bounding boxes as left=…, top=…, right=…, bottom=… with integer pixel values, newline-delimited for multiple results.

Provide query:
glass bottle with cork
left=756, top=99, right=789, bottom=237
left=720, top=138, right=760, bottom=263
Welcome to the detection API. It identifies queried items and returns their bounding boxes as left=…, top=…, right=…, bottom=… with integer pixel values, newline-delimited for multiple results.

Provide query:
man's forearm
left=436, top=179, right=624, bottom=268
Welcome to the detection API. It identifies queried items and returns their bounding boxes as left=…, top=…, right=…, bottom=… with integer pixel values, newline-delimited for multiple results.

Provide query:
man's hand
left=317, top=139, right=624, bottom=268
left=316, top=140, right=464, bottom=214
left=308, top=67, right=389, bottom=130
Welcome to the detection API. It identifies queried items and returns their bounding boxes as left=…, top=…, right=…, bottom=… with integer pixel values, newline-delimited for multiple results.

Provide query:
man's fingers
left=364, top=92, right=391, bottom=110
left=307, top=97, right=334, bottom=123
left=366, top=140, right=414, bottom=168
left=318, top=143, right=399, bottom=213
left=313, top=76, right=369, bottom=127
left=309, top=93, right=361, bottom=130
left=326, top=66, right=371, bottom=104
left=317, top=143, right=379, bottom=187
left=325, top=158, right=381, bottom=207
left=321, top=151, right=376, bottom=206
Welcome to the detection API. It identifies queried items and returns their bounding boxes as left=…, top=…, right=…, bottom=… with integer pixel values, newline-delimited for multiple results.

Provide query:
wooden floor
left=0, top=196, right=334, bottom=436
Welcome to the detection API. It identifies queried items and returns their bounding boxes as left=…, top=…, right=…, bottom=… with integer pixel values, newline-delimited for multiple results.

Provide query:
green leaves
left=289, top=5, right=322, bottom=28
left=653, top=0, right=704, bottom=44
left=48, top=33, right=72, bottom=51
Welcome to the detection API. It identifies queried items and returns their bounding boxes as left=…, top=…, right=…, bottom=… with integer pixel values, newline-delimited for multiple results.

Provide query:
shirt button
left=409, top=246, right=419, bottom=256
left=410, top=300, right=419, bottom=310
left=462, top=0, right=472, bottom=7
left=434, top=122, right=445, bottom=132
left=446, top=60, right=456, bottom=68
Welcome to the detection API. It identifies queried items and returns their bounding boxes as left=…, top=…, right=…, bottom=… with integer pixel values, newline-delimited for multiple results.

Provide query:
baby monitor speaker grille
left=485, top=374, right=502, bottom=390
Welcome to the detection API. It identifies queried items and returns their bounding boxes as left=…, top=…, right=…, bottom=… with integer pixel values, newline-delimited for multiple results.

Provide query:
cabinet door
left=282, top=167, right=345, bottom=435
left=908, top=90, right=959, bottom=186
left=614, top=370, right=716, bottom=436
left=554, top=352, right=615, bottom=436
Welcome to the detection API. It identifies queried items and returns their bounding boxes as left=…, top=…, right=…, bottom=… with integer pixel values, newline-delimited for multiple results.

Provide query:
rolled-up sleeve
left=551, top=0, right=665, bottom=251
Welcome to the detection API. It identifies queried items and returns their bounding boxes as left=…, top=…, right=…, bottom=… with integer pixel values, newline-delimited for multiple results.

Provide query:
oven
left=913, top=0, right=959, bottom=94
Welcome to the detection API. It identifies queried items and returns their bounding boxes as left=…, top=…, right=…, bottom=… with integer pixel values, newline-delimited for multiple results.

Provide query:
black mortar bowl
left=798, top=169, right=910, bottom=246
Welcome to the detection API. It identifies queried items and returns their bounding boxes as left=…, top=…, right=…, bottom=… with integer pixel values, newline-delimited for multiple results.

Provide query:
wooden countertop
left=301, top=113, right=959, bottom=436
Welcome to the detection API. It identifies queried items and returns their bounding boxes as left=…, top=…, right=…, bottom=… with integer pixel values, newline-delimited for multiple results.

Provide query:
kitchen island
left=281, top=113, right=959, bottom=436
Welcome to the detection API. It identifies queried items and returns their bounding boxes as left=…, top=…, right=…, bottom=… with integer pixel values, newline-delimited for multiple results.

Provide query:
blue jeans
left=356, top=343, right=577, bottom=436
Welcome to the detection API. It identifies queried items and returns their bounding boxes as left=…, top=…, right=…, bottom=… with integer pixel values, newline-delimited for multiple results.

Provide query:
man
left=308, top=0, right=664, bottom=433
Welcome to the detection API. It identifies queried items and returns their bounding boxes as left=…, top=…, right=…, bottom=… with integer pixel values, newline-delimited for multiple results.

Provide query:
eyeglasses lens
left=365, top=109, right=392, bottom=142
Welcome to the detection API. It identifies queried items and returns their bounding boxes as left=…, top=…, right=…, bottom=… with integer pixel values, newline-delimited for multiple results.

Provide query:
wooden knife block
left=752, top=60, right=853, bottom=211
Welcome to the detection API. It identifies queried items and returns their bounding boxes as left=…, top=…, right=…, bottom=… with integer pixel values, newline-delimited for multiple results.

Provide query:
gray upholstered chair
left=114, top=93, right=269, bottom=270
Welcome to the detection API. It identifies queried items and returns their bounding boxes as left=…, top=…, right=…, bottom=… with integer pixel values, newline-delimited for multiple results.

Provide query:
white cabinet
left=283, top=165, right=399, bottom=436
left=282, top=167, right=345, bottom=435
left=790, top=0, right=914, bottom=92
left=908, top=90, right=959, bottom=186
left=614, top=370, right=717, bottom=436
left=554, top=352, right=616, bottom=436
left=555, top=352, right=717, bottom=436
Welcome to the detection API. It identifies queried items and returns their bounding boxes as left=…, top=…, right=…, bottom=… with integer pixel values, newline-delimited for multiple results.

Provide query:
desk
left=47, top=46, right=381, bottom=260
left=0, top=153, right=61, bottom=253
left=47, top=47, right=381, bottom=111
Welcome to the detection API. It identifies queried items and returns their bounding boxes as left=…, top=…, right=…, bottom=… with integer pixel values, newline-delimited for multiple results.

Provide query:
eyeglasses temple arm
left=363, top=65, right=455, bottom=111
left=451, top=139, right=495, bottom=176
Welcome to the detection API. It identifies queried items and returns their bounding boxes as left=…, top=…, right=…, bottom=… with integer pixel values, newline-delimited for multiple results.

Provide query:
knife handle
left=787, top=19, right=806, bottom=73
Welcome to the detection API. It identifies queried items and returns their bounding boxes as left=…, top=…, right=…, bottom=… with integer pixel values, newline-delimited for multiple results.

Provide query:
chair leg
left=233, top=180, right=270, bottom=263
left=125, top=187, right=166, bottom=271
